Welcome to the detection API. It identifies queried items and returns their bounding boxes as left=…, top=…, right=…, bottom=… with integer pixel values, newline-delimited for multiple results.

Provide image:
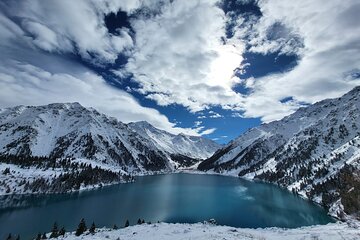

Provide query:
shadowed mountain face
left=199, top=86, right=360, bottom=219
left=0, top=102, right=220, bottom=174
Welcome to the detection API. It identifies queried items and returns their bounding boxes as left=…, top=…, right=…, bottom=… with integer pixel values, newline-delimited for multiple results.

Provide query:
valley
left=1, top=87, right=360, bottom=239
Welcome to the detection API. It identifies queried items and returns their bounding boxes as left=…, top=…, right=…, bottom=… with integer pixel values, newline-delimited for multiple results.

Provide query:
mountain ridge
left=0, top=102, right=220, bottom=194
left=198, top=86, right=360, bottom=220
left=0, top=102, right=220, bottom=168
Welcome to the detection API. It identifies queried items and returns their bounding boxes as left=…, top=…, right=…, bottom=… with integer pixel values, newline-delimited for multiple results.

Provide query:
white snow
left=243, top=157, right=277, bottom=180
left=200, top=87, right=360, bottom=220
left=0, top=102, right=220, bottom=181
left=51, top=222, right=360, bottom=240
left=0, top=162, right=127, bottom=195
left=0, top=163, right=64, bottom=195
left=128, top=121, right=221, bottom=160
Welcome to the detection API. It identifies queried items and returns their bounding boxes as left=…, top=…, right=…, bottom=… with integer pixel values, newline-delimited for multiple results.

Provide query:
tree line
left=5, top=217, right=154, bottom=240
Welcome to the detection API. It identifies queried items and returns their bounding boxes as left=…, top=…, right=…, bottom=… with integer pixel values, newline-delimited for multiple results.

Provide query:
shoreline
left=34, top=222, right=360, bottom=240
left=1, top=169, right=357, bottom=225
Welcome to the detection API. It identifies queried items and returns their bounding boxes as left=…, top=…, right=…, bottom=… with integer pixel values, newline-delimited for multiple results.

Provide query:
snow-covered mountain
left=0, top=103, right=220, bottom=195
left=198, top=86, right=360, bottom=219
left=128, top=121, right=220, bottom=162
left=0, top=103, right=219, bottom=173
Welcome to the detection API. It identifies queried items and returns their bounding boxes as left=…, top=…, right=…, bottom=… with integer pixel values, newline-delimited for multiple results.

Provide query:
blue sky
left=0, top=0, right=359, bottom=144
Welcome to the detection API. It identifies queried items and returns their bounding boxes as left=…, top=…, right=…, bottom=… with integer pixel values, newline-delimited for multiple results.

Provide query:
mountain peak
left=0, top=103, right=220, bottom=173
left=42, top=102, right=83, bottom=108
left=198, top=86, right=360, bottom=219
left=131, top=120, right=154, bottom=128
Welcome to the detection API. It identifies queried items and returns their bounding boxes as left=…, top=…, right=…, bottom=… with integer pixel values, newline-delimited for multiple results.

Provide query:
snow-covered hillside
left=39, top=222, right=360, bottom=240
left=128, top=121, right=220, bottom=161
left=198, top=86, right=360, bottom=220
left=0, top=102, right=219, bottom=194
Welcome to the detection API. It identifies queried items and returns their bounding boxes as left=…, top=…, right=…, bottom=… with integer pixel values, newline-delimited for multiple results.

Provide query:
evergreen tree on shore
left=75, top=218, right=87, bottom=236
left=59, top=227, right=66, bottom=236
left=124, top=220, right=129, bottom=227
left=41, top=233, right=47, bottom=239
left=49, top=222, right=58, bottom=238
left=89, top=222, right=96, bottom=234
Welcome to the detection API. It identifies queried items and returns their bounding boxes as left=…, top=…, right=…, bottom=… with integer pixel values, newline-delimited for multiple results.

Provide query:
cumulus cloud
left=236, top=0, right=360, bottom=121
left=0, top=59, right=213, bottom=136
left=124, top=0, right=245, bottom=112
left=0, top=0, right=216, bottom=136
left=122, top=0, right=360, bottom=122
left=1, top=0, right=359, bottom=128
left=1, top=0, right=134, bottom=64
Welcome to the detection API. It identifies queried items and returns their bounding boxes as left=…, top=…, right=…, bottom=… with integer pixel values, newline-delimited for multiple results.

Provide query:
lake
left=0, top=173, right=334, bottom=239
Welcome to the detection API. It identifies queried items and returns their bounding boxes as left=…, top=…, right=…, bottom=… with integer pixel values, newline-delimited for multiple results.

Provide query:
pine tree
left=49, top=222, right=58, bottom=238
left=59, top=227, right=66, bottom=236
left=113, top=224, right=118, bottom=230
left=3, top=167, right=10, bottom=174
left=41, top=233, right=47, bottom=239
left=15, top=235, right=20, bottom=240
left=75, top=218, right=87, bottom=236
left=6, top=233, right=12, bottom=240
left=141, top=219, right=145, bottom=224
left=89, top=222, right=96, bottom=234
left=124, top=220, right=129, bottom=228
left=137, top=218, right=142, bottom=225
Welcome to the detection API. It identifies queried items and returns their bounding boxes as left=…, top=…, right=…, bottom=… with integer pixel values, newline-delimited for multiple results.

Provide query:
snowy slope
left=198, top=86, right=360, bottom=219
left=128, top=121, right=220, bottom=160
left=0, top=103, right=219, bottom=194
left=0, top=103, right=171, bottom=174
left=41, top=222, right=360, bottom=240
left=0, top=103, right=219, bottom=172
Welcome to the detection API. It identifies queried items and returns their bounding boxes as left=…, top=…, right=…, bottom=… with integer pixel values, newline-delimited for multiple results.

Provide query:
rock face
left=0, top=102, right=220, bottom=174
left=198, top=86, right=360, bottom=219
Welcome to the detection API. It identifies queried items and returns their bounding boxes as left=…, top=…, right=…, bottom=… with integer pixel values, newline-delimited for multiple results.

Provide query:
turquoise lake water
left=0, top=173, right=333, bottom=239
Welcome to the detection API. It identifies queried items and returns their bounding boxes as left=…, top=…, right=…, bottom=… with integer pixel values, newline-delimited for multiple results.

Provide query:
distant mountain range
left=0, top=102, right=220, bottom=194
left=199, top=86, right=360, bottom=220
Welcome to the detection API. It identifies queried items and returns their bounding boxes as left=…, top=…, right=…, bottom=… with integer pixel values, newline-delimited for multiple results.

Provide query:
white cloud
left=208, top=111, right=223, bottom=118
left=231, top=112, right=242, bottom=118
left=0, top=59, right=212, bottom=136
left=1, top=0, right=359, bottom=127
left=231, top=0, right=360, bottom=122
left=212, top=135, right=228, bottom=141
left=0, top=2, right=213, bottom=137
left=194, top=121, right=202, bottom=127
left=200, top=128, right=217, bottom=135
left=124, top=0, right=245, bottom=112
left=121, top=0, right=360, bottom=123
left=21, top=21, right=73, bottom=52
left=1, top=0, right=134, bottom=64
